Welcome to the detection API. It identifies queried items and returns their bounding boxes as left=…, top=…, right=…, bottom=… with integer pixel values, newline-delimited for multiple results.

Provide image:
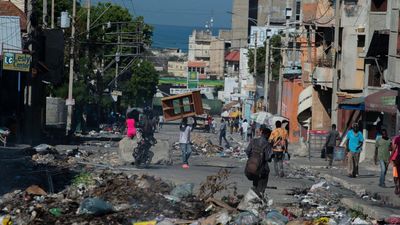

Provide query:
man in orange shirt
left=269, top=121, right=288, bottom=177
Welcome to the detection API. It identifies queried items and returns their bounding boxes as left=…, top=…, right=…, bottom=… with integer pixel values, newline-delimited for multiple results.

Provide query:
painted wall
left=282, top=79, right=303, bottom=143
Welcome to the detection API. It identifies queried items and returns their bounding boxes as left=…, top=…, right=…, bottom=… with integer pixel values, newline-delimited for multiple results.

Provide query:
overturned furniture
left=161, top=91, right=204, bottom=121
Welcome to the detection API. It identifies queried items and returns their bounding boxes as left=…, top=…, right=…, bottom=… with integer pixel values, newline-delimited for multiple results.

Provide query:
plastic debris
left=237, top=189, right=266, bottom=215
left=234, top=212, right=259, bottom=225
left=170, top=183, right=194, bottom=199
left=49, top=208, right=62, bottom=217
left=310, top=181, right=329, bottom=192
left=77, top=197, right=114, bottom=216
left=352, top=218, right=371, bottom=225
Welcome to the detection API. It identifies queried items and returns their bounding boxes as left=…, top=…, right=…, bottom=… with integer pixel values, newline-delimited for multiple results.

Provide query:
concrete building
left=167, top=61, right=187, bottom=77
left=188, top=30, right=212, bottom=61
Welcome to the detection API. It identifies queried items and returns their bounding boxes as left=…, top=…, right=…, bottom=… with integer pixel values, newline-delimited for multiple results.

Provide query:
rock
left=152, top=140, right=172, bottom=165
left=118, top=137, right=137, bottom=163
left=25, top=185, right=47, bottom=196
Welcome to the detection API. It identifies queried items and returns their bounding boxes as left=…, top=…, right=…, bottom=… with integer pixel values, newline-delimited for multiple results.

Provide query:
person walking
left=245, top=125, right=272, bottom=196
left=346, top=123, right=364, bottom=178
left=211, top=118, right=217, bottom=134
left=269, top=121, right=288, bottom=177
left=391, top=133, right=400, bottom=195
left=219, top=119, right=230, bottom=148
left=325, top=124, right=340, bottom=167
left=374, top=129, right=391, bottom=187
left=179, top=117, right=193, bottom=169
left=159, top=115, right=164, bottom=129
left=242, top=119, right=250, bottom=142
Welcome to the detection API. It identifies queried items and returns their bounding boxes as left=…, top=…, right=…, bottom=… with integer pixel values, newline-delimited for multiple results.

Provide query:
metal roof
left=0, top=16, right=22, bottom=54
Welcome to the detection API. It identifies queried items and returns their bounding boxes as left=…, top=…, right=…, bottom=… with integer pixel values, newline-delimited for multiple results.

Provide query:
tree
left=248, top=34, right=282, bottom=80
left=121, top=61, right=159, bottom=107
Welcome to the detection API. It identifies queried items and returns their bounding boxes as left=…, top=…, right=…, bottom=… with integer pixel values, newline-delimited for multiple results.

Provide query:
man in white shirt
left=242, top=119, right=250, bottom=141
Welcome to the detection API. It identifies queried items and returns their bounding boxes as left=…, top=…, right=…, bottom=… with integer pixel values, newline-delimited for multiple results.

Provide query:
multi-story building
left=188, top=30, right=212, bottom=62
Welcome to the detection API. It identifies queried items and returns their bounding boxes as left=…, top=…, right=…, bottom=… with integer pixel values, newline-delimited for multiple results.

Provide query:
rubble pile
left=0, top=171, right=207, bottom=225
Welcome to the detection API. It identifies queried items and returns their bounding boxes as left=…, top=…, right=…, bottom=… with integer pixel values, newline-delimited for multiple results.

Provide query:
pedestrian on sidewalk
left=245, top=125, right=272, bottom=196
left=374, top=129, right=391, bottom=187
left=269, top=121, right=288, bottom=177
left=346, top=123, right=364, bottom=178
left=242, top=119, right=250, bottom=142
left=391, top=134, right=400, bottom=195
left=219, top=118, right=230, bottom=148
left=325, top=124, right=340, bottom=167
left=179, top=117, right=193, bottom=169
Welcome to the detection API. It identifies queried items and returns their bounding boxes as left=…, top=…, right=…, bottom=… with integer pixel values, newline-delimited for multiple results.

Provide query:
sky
left=95, top=0, right=232, bottom=28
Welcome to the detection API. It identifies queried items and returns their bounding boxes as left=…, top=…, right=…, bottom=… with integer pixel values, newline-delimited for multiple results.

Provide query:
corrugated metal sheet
left=0, top=16, right=22, bottom=54
left=9, top=0, right=25, bottom=12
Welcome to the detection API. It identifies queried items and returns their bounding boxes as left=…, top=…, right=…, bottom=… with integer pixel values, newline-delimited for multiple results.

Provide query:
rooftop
left=0, top=1, right=27, bottom=30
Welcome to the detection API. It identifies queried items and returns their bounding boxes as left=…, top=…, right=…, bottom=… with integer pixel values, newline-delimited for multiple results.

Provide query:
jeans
left=347, top=152, right=360, bottom=177
left=273, top=152, right=284, bottom=177
left=326, top=146, right=334, bottom=166
left=180, top=143, right=192, bottom=164
left=379, top=160, right=388, bottom=186
left=219, top=132, right=230, bottom=147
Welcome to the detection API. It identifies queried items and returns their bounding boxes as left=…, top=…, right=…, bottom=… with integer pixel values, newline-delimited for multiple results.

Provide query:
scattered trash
left=237, top=189, right=266, bottom=215
left=133, top=221, right=157, bottom=225
left=352, top=217, right=371, bottom=225
left=262, top=210, right=289, bottom=225
left=234, top=211, right=259, bottom=225
left=25, top=185, right=47, bottom=196
left=49, top=208, right=62, bottom=217
left=34, top=144, right=55, bottom=154
left=77, top=197, right=114, bottom=216
left=310, top=181, right=329, bottom=192
left=170, top=183, right=194, bottom=199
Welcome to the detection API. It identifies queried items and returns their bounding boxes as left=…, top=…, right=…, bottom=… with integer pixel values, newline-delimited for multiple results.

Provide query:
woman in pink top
left=126, top=116, right=137, bottom=138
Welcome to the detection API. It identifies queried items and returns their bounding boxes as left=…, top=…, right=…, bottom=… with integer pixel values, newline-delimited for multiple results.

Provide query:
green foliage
left=121, top=61, right=159, bottom=107
left=72, top=172, right=95, bottom=187
left=247, top=34, right=282, bottom=80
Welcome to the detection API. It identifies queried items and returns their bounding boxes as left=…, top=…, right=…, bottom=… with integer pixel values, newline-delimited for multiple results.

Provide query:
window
left=371, top=0, right=387, bottom=12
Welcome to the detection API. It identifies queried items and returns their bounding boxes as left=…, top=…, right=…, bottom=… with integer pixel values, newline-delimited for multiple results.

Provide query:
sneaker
left=182, top=164, right=189, bottom=169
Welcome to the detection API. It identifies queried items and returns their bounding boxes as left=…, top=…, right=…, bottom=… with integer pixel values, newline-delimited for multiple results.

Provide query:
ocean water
left=151, top=24, right=223, bottom=52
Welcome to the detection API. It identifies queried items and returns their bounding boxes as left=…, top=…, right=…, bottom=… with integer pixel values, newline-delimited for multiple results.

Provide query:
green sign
left=2, top=52, right=31, bottom=72
left=187, top=71, right=198, bottom=89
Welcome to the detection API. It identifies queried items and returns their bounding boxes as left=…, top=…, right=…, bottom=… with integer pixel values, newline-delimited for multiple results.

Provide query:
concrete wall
left=209, top=38, right=225, bottom=78
left=231, top=0, right=249, bottom=49
left=167, top=61, right=187, bottom=77
left=311, top=89, right=331, bottom=130
left=282, top=79, right=303, bottom=143
left=387, top=0, right=400, bottom=85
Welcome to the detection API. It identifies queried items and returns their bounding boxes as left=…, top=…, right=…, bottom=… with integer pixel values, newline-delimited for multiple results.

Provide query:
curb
left=289, top=161, right=400, bottom=219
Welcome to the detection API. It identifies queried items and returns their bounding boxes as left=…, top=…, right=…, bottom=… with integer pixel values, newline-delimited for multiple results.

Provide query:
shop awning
left=365, top=89, right=397, bottom=114
left=223, top=101, right=240, bottom=111
left=339, top=97, right=365, bottom=110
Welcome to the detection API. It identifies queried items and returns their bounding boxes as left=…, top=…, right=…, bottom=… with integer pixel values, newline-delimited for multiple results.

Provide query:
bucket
left=334, top=146, right=346, bottom=161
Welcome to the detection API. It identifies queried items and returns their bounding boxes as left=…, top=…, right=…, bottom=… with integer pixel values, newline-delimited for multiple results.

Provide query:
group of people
left=324, top=122, right=400, bottom=196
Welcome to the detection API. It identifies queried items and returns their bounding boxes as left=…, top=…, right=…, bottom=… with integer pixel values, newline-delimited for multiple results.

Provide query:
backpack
left=245, top=138, right=267, bottom=180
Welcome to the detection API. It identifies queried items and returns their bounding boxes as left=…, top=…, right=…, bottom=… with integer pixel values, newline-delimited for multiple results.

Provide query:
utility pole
left=51, top=0, right=55, bottom=28
left=115, top=24, right=120, bottom=89
left=331, top=0, right=341, bottom=125
left=278, top=0, right=291, bottom=115
left=263, top=16, right=270, bottom=112
left=253, top=31, right=258, bottom=99
left=42, top=0, right=47, bottom=28
left=86, top=0, right=91, bottom=40
left=66, top=0, right=76, bottom=135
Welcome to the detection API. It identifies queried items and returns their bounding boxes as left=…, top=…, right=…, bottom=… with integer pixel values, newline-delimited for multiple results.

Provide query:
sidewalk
left=289, top=155, right=400, bottom=219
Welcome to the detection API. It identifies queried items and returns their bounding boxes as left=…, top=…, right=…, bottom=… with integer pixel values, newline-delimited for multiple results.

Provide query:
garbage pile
left=31, top=144, right=125, bottom=168
left=0, top=171, right=207, bottom=225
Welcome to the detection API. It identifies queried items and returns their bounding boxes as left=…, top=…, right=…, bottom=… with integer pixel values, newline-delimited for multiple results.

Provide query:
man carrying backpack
left=245, top=125, right=272, bottom=195
left=269, top=121, right=288, bottom=177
